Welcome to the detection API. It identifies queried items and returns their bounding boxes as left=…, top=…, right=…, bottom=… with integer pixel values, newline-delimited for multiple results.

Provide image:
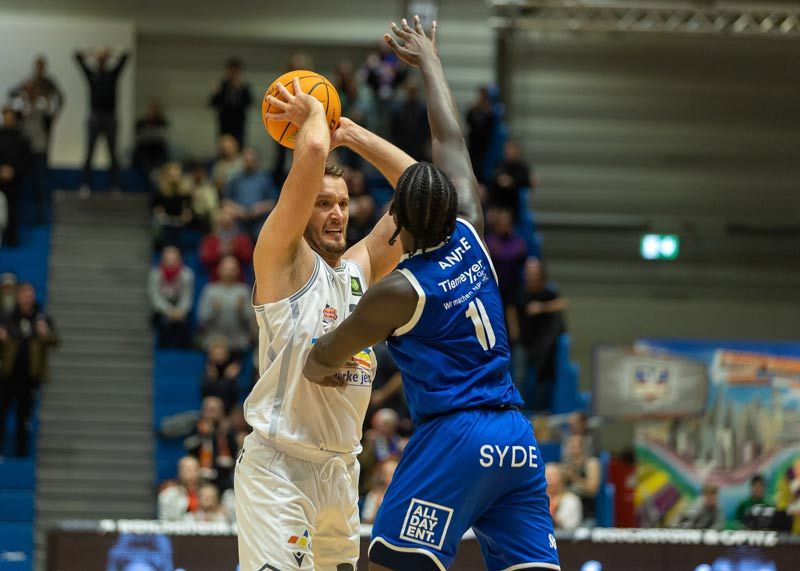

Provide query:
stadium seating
left=0, top=222, right=51, bottom=571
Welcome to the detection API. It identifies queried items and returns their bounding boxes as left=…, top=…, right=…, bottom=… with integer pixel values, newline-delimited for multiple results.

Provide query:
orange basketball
left=262, top=70, right=341, bottom=149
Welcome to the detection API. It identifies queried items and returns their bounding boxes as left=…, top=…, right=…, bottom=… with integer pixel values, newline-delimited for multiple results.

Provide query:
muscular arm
left=386, top=17, right=484, bottom=235
left=253, top=78, right=330, bottom=304
left=303, top=272, right=417, bottom=383
left=338, top=118, right=415, bottom=285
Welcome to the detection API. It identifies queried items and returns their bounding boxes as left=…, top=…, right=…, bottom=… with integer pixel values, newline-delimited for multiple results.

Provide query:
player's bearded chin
left=304, top=223, right=346, bottom=258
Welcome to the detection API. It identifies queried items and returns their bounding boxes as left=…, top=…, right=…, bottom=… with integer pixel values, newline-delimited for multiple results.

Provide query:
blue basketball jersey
left=387, top=218, right=523, bottom=425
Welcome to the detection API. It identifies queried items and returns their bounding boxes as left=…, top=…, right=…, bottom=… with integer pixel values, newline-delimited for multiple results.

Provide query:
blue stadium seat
left=0, top=559, right=33, bottom=571
left=516, top=188, right=542, bottom=258
left=0, top=226, right=51, bottom=306
left=0, top=460, right=35, bottom=491
left=538, top=442, right=561, bottom=464
left=595, top=451, right=616, bottom=528
left=0, top=523, right=33, bottom=554
left=550, top=334, right=587, bottom=414
left=0, top=491, right=34, bottom=523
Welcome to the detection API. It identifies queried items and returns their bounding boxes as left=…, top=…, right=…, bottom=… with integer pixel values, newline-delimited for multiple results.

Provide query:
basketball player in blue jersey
left=304, top=16, right=560, bottom=571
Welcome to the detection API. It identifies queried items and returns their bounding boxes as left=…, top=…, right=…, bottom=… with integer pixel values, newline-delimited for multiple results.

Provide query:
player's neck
left=320, top=254, right=343, bottom=269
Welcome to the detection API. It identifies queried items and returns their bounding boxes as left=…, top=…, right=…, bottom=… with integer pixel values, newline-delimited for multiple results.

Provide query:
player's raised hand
left=384, top=15, right=438, bottom=68
left=264, top=77, right=324, bottom=128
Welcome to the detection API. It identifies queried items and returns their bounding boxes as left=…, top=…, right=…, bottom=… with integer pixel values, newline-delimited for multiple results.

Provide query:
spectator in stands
left=733, top=474, right=774, bottom=530
left=362, top=460, right=399, bottom=524
left=186, top=160, right=219, bottom=234
left=676, top=483, right=725, bottom=530
left=133, top=99, right=169, bottom=187
left=74, top=47, right=129, bottom=197
left=489, top=140, right=536, bottom=220
left=360, top=408, right=404, bottom=496
left=546, top=463, right=583, bottom=531
left=466, top=85, right=494, bottom=183
left=149, top=246, right=194, bottom=349
left=9, top=56, right=64, bottom=223
left=0, top=104, right=31, bottom=247
left=184, top=483, right=229, bottom=523
left=510, top=257, right=567, bottom=411
left=211, top=134, right=243, bottom=192
left=200, top=337, right=241, bottom=415
left=367, top=342, right=407, bottom=429
left=199, top=203, right=253, bottom=282
left=158, top=455, right=201, bottom=521
left=228, top=404, right=251, bottom=449
left=363, top=42, right=407, bottom=135
left=561, top=411, right=595, bottom=458
left=0, top=192, right=6, bottom=243
left=343, top=167, right=376, bottom=247
left=486, top=207, right=528, bottom=308
left=334, top=60, right=378, bottom=148
left=390, top=79, right=430, bottom=162
left=0, top=273, right=17, bottom=318
left=0, top=283, right=58, bottom=457
left=562, top=434, right=601, bottom=521
left=209, top=58, right=252, bottom=148
left=777, top=461, right=800, bottom=534
left=223, top=147, right=277, bottom=240
left=197, top=256, right=252, bottom=356
left=184, top=396, right=237, bottom=490
left=152, top=162, right=193, bottom=250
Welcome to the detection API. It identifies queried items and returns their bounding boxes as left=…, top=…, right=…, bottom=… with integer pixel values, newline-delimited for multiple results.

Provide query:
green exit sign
left=641, top=234, right=679, bottom=260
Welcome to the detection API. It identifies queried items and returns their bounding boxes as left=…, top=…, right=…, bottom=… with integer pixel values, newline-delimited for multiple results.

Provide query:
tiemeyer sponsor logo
left=437, top=259, right=488, bottom=293
left=399, top=499, right=454, bottom=550
left=287, top=529, right=311, bottom=567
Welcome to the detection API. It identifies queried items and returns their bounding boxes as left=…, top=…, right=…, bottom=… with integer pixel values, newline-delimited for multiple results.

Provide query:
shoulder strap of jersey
left=392, top=269, right=427, bottom=337
left=456, top=218, right=499, bottom=285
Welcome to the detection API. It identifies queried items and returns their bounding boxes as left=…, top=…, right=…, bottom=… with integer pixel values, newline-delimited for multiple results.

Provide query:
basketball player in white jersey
left=234, top=77, right=415, bottom=570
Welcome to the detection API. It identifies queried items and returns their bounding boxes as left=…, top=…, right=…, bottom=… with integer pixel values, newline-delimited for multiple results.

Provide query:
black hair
left=751, top=474, right=765, bottom=486
left=389, top=162, right=458, bottom=253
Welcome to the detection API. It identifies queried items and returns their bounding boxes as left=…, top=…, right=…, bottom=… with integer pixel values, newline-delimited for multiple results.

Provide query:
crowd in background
left=0, top=274, right=58, bottom=458
left=1, top=46, right=579, bottom=526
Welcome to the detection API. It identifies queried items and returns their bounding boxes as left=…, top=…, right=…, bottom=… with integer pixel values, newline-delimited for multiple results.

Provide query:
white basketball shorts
left=234, top=433, right=360, bottom=571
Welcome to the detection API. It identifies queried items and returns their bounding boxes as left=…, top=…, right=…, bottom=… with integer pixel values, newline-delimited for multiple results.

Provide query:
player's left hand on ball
left=384, top=15, right=438, bottom=68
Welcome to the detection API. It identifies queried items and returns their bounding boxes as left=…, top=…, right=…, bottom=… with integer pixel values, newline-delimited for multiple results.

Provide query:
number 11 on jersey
left=465, top=299, right=496, bottom=351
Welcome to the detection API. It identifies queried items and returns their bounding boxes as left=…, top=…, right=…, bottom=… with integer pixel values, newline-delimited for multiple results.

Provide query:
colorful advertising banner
left=629, top=340, right=800, bottom=531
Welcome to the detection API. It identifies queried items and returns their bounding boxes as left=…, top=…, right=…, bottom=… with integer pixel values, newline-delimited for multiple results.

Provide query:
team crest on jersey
left=322, top=304, right=338, bottom=325
left=287, top=529, right=311, bottom=567
left=399, top=498, right=453, bottom=550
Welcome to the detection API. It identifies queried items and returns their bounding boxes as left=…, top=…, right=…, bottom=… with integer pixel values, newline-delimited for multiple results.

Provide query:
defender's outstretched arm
left=385, top=16, right=484, bottom=235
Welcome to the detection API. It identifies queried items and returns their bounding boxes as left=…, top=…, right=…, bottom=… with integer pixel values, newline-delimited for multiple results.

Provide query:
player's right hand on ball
left=264, top=76, right=324, bottom=128
left=330, top=117, right=357, bottom=150
left=384, top=15, right=438, bottom=68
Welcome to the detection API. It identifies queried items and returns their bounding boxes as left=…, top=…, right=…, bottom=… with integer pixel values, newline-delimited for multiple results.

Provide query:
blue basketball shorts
left=369, top=408, right=560, bottom=570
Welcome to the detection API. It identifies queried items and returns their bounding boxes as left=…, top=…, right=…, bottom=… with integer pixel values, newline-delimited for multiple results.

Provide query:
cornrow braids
left=390, top=162, right=458, bottom=254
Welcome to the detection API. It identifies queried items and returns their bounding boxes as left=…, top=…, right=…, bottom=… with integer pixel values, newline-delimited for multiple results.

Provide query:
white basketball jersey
left=246, top=254, right=376, bottom=456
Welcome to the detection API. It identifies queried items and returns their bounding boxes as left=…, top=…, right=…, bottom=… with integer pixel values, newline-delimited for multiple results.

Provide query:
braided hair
left=389, top=162, right=459, bottom=253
